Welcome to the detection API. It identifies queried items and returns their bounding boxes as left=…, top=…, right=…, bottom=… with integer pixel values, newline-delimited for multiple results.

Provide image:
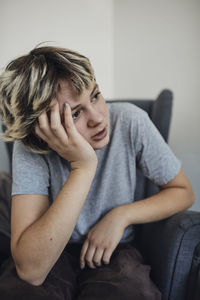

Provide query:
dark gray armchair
left=0, top=89, right=200, bottom=300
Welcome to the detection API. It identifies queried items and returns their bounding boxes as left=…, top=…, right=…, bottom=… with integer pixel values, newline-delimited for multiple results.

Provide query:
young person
left=0, top=45, right=194, bottom=300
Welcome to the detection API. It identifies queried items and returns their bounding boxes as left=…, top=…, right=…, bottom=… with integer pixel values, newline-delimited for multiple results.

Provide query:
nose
left=87, top=107, right=104, bottom=128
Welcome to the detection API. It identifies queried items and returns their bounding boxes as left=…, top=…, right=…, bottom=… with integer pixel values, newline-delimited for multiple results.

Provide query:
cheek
left=101, top=98, right=108, bottom=113
left=101, top=101, right=109, bottom=120
left=75, top=120, right=88, bottom=139
left=94, top=98, right=107, bottom=119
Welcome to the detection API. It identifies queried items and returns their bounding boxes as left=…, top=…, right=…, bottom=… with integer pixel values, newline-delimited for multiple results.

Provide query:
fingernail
left=64, top=103, right=68, bottom=109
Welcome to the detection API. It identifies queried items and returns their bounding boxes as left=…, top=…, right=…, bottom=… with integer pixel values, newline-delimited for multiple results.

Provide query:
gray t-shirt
left=12, top=103, right=181, bottom=243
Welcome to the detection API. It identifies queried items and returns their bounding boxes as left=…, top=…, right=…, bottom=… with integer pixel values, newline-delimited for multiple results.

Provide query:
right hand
left=35, top=101, right=98, bottom=170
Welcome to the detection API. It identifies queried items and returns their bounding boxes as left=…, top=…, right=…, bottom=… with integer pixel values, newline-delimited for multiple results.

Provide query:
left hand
left=80, top=206, right=127, bottom=269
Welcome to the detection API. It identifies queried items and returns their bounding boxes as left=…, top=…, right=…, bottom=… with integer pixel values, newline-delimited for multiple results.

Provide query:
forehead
left=57, top=80, right=78, bottom=102
left=57, top=80, right=96, bottom=103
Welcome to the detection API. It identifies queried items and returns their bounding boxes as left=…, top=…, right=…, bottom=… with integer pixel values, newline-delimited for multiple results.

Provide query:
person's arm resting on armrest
left=119, top=168, right=194, bottom=227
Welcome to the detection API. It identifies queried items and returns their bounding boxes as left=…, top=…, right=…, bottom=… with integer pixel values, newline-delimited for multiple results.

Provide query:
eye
left=92, top=91, right=101, bottom=102
left=72, top=110, right=81, bottom=121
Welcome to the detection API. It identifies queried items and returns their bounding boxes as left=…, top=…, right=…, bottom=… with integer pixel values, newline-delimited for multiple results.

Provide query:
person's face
left=57, top=80, right=110, bottom=150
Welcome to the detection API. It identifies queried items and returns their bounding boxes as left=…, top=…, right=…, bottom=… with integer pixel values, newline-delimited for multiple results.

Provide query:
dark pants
left=0, top=243, right=161, bottom=300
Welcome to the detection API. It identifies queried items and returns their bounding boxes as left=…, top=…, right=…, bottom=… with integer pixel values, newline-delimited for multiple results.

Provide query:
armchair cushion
left=0, top=172, right=11, bottom=238
left=138, top=210, right=200, bottom=300
left=0, top=172, right=11, bottom=265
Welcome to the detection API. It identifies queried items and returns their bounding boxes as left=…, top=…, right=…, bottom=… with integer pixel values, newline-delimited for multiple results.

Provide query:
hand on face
left=56, top=80, right=110, bottom=151
left=80, top=207, right=126, bottom=269
left=35, top=101, right=97, bottom=170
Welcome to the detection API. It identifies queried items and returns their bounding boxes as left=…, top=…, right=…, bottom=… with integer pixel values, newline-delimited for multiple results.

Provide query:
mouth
left=92, top=127, right=107, bottom=141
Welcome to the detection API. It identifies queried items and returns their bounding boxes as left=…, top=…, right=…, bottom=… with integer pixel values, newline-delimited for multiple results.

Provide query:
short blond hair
left=0, top=46, right=95, bottom=154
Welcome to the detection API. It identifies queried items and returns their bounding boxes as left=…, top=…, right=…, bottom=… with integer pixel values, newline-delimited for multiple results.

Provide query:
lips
left=92, top=127, right=107, bottom=141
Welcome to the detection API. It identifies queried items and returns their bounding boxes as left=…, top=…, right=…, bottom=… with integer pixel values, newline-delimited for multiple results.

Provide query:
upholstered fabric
left=0, top=173, right=11, bottom=238
left=138, top=210, right=200, bottom=300
left=0, top=172, right=11, bottom=265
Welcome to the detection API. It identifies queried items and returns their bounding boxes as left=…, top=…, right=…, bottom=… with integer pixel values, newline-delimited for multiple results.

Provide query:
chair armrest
left=189, top=242, right=200, bottom=300
left=0, top=233, right=10, bottom=268
left=138, top=210, right=200, bottom=300
left=0, top=172, right=11, bottom=268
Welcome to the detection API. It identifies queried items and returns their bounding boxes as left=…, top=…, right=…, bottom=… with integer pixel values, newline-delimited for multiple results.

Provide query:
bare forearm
left=120, top=186, right=194, bottom=228
left=13, top=166, right=96, bottom=285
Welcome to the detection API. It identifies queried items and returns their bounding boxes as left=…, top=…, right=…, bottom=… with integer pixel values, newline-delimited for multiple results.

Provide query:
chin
left=92, top=135, right=110, bottom=150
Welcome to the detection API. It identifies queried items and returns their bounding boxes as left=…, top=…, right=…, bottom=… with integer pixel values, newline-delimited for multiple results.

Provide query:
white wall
left=0, top=0, right=199, bottom=210
left=114, top=0, right=200, bottom=211
left=0, top=0, right=114, bottom=167
left=0, top=0, right=114, bottom=96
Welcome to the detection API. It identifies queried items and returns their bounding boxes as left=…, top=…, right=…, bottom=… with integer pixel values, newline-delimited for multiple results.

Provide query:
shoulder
left=106, top=101, right=148, bottom=130
left=107, top=101, right=146, bottom=117
left=12, top=142, right=51, bottom=196
left=12, top=141, right=67, bottom=177
left=13, top=141, right=55, bottom=170
left=13, top=141, right=45, bottom=162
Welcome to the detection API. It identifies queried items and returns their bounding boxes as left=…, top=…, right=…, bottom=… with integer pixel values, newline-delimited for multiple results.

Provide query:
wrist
left=112, top=205, right=131, bottom=229
left=70, top=160, right=98, bottom=176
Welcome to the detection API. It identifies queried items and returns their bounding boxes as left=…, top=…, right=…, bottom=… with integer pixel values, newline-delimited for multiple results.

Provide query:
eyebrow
left=71, top=83, right=98, bottom=112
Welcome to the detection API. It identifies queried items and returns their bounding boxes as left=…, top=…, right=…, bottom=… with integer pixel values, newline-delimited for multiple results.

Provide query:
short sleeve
left=12, top=141, right=50, bottom=196
left=134, top=110, right=181, bottom=186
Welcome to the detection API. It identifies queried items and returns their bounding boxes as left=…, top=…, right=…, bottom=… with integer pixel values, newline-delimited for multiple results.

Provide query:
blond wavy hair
left=0, top=45, right=95, bottom=154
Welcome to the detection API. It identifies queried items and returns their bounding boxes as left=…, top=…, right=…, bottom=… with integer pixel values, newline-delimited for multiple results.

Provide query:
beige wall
left=0, top=0, right=114, bottom=96
left=0, top=0, right=199, bottom=210
left=113, top=0, right=200, bottom=211
left=0, top=0, right=114, bottom=169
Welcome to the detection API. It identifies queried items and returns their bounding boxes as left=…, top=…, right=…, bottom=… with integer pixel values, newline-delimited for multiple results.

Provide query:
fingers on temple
left=36, top=102, right=68, bottom=142
left=50, top=101, right=67, bottom=140
left=35, top=123, right=48, bottom=142
left=35, top=111, right=51, bottom=140
left=50, top=101, right=61, bottom=127
left=63, top=103, right=75, bottom=133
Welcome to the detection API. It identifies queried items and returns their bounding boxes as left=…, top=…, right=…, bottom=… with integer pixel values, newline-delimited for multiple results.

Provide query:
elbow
left=189, top=189, right=195, bottom=207
left=11, top=247, right=47, bottom=286
left=185, top=185, right=195, bottom=209
left=15, top=264, right=46, bottom=286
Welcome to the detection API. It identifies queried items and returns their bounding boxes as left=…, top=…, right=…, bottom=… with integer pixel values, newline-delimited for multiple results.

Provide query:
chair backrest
left=2, top=89, right=173, bottom=199
left=1, top=125, right=13, bottom=174
left=107, top=89, right=173, bottom=200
